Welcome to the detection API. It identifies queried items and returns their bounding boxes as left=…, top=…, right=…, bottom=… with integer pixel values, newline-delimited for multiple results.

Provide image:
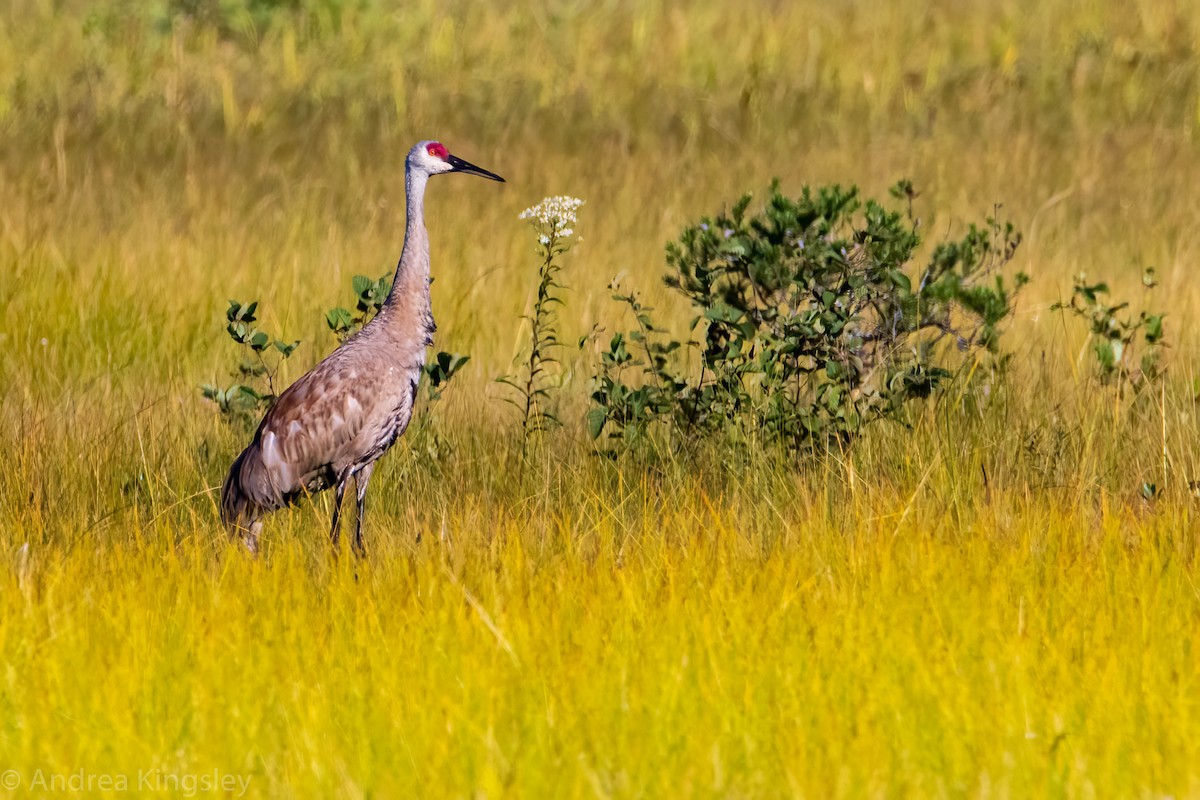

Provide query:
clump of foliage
left=406, top=350, right=473, bottom=463
left=203, top=277, right=470, bottom=441
left=1052, top=269, right=1166, bottom=391
left=325, top=272, right=471, bottom=402
left=325, top=273, right=471, bottom=461
left=499, top=196, right=584, bottom=455
left=201, top=299, right=300, bottom=428
left=589, top=180, right=1025, bottom=454
left=325, top=274, right=392, bottom=344
left=423, top=351, right=472, bottom=403
left=157, top=0, right=306, bottom=40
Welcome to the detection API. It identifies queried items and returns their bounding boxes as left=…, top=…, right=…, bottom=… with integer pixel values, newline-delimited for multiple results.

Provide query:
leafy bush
left=1053, top=269, right=1166, bottom=391
left=203, top=277, right=470, bottom=439
left=160, top=0, right=302, bottom=37
left=589, top=181, right=1025, bottom=454
left=201, top=299, right=300, bottom=428
left=324, top=272, right=470, bottom=400
left=325, top=274, right=391, bottom=344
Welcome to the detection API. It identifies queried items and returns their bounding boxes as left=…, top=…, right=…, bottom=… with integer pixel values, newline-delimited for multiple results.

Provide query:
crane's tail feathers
left=221, top=448, right=270, bottom=556
left=221, top=448, right=262, bottom=533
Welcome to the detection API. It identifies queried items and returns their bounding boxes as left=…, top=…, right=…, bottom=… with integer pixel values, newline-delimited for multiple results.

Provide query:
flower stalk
left=500, top=196, right=584, bottom=456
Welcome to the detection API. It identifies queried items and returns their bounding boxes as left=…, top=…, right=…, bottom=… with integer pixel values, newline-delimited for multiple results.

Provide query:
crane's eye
left=427, top=142, right=448, bottom=160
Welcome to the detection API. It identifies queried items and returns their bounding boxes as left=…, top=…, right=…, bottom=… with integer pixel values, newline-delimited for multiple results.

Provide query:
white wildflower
left=518, top=195, right=585, bottom=227
left=539, top=235, right=550, bottom=245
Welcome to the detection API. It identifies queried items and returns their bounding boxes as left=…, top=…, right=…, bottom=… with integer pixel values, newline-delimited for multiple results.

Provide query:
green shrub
left=1053, top=269, right=1166, bottom=392
left=201, top=299, right=300, bottom=428
left=589, top=180, right=1025, bottom=455
left=325, top=274, right=392, bottom=345
left=324, top=272, right=470, bottom=403
left=203, top=277, right=470, bottom=441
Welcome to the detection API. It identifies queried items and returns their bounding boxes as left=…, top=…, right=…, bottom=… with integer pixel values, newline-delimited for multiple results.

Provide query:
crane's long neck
left=379, top=167, right=434, bottom=349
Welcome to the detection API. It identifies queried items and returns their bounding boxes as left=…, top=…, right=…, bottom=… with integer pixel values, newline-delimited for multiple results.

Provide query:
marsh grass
left=2, top=0, right=1200, bottom=796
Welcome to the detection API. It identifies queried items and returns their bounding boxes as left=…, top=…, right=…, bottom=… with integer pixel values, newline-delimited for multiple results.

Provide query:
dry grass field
left=1, top=0, right=1199, bottom=796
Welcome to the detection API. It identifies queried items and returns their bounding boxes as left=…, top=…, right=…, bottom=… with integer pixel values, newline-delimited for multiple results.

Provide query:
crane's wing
left=252, top=359, right=379, bottom=497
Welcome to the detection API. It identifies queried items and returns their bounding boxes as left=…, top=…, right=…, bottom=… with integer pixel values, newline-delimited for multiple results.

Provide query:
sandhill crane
left=220, top=140, right=504, bottom=555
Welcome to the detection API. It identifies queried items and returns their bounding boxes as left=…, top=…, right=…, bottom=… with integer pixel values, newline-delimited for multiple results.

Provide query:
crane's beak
left=446, top=154, right=505, bottom=182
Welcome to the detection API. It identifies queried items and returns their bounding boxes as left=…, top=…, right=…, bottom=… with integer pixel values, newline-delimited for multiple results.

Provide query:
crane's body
left=220, top=141, right=504, bottom=554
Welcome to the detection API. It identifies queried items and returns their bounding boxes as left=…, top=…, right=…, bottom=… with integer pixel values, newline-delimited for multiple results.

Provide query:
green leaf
left=1143, top=313, right=1164, bottom=344
left=586, top=407, right=608, bottom=439
left=703, top=303, right=742, bottom=323
left=325, top=307, right=353, bottom=331
left=1094, top=340, right=1116, bottom=370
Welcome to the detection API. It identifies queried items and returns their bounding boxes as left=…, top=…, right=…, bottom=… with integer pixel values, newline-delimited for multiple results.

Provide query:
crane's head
left=409, top=140, right=505, bottom=182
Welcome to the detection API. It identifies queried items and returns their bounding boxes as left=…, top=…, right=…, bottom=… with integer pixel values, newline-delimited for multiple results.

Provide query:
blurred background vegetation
left=3, top=0, right=1197, bottom=374
left=0, top=0, right=1198, bottom=524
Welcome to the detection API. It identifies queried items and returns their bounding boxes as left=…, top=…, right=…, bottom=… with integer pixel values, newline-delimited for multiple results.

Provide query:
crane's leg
left=353, top=462, right=375, bottom=557
left=330, top=467, right=353, bottom=550
left=243, top=520, right=263, bottom=557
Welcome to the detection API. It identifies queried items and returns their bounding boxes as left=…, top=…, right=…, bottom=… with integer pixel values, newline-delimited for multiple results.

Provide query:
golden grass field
left=2, top=0, right=1200, bottom=796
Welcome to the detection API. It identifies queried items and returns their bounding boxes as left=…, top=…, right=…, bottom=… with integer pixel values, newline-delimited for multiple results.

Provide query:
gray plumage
left=221, top=140, right=504, bottom=554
